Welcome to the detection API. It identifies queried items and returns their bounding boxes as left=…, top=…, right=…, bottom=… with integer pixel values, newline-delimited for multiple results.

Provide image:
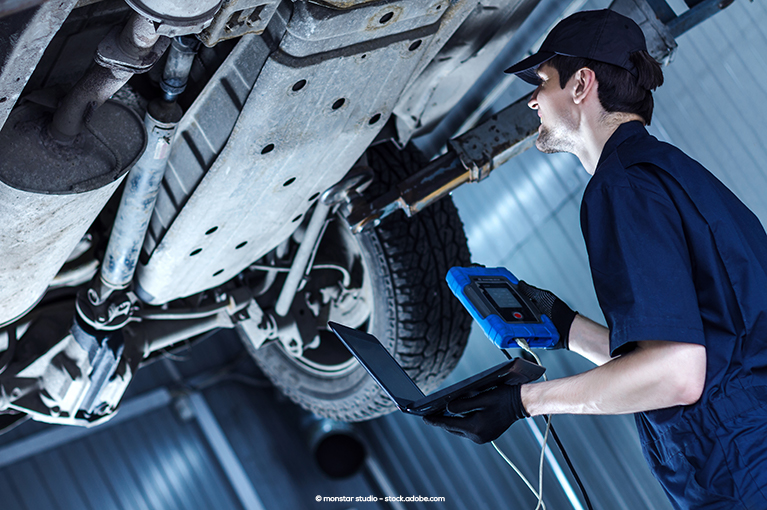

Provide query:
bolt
left=98, top=315, right=107, bottom=323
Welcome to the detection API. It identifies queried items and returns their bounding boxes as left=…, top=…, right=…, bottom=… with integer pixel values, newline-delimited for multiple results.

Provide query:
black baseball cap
left=505, top=9, right=647, bottom=85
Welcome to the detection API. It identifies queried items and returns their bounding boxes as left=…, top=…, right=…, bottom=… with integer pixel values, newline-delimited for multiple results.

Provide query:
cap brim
left=504, top=51, right=556, bottom=85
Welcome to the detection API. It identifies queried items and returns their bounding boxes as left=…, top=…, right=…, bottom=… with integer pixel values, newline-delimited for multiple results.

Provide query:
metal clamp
left=95, top=25, right=171, bottom=74
left=76, top=285, right=137, bottom=331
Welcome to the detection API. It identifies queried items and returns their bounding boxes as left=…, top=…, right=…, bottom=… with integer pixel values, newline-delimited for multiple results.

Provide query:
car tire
left=244, top=143, right=472, bottom=421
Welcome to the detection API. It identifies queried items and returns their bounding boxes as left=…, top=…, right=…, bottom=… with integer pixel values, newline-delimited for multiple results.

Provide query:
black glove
left=422, top=384, right=528, bottom=444
left=516, top=280, right=577, bottom=350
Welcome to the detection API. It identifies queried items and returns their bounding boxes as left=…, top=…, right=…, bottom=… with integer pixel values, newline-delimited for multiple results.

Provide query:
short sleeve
left=581, top=180, right=705, bottom=356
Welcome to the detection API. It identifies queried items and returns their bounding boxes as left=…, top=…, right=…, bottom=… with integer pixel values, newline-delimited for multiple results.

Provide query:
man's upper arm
left=581, top=179, right=706, bottom=356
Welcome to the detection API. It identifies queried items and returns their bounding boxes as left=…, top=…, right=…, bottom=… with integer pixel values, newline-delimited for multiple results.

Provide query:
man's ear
left=571, top=67, right=597, bottom=105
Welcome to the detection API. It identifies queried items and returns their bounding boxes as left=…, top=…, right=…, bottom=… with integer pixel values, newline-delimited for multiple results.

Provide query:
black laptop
left=328, top=321, right=545, bottom=416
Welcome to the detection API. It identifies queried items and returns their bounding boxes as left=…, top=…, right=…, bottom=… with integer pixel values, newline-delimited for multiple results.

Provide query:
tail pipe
left=303, top=414, right=367, bottom=479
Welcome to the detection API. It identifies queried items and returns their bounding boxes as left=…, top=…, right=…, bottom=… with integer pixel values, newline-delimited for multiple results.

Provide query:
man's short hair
left=547, top=51, right=664, bottom=125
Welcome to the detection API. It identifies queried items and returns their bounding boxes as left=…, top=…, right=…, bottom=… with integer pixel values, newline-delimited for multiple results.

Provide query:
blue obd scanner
left=447, top=266, right=559, bottom=349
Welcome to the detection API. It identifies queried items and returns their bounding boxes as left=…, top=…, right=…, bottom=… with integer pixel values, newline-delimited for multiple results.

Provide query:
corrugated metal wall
left=652, top=0, right=767, bottom=222
left=0, top=401, right=244, bottom=510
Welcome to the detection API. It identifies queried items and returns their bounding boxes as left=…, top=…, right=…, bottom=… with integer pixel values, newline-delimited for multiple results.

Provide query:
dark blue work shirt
left=580, top=121, right=767, bottom=508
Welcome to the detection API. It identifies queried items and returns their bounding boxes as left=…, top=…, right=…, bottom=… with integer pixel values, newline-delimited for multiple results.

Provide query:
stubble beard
left=535, top=124, right=575, bottom=154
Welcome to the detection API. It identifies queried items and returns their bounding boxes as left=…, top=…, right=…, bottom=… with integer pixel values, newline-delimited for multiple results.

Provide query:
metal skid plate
left=136, top=0, right=451, bottom=305
left=142, top=33, right=270, bottom=259
left=393, top=0, right=542, bottom=143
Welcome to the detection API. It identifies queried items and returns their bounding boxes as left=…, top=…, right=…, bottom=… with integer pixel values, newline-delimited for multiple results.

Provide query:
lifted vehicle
left=0, top=0, right=716, bottom=429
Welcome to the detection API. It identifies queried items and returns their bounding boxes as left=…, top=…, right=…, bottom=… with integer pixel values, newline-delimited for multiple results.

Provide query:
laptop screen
left=328, top=323, right=425, bottom=403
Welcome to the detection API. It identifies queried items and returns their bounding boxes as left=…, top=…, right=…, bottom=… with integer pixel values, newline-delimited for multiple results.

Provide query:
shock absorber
left=79, top=36, right=200, bottom=330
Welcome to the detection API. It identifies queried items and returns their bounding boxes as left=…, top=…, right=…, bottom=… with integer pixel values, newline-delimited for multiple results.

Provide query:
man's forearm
left=521, top=340, right=707, bottom=416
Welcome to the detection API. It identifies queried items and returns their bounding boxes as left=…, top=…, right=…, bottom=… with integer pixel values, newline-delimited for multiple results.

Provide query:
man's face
left=528, top=64, right=578, bottom=154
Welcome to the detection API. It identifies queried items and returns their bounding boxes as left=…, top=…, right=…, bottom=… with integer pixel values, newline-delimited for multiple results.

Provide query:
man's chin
left=535, top=137, right=563, bottom=154
left=534, top=126, right=574, bottom=154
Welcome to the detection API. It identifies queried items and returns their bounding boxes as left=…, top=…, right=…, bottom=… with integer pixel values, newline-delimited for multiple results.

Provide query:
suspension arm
left=345, top=95, right=539, bottom=233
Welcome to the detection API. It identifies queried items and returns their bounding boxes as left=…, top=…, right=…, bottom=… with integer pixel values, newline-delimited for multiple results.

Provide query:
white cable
left=491, top=338, right=552, bottom=510
left=514, top=338, right=550, bottom=510
left=491, top=440, right=547, bottom=510
left=514, top=338, right=545, bottom=377
left=535, top=416, right=552, bottom=510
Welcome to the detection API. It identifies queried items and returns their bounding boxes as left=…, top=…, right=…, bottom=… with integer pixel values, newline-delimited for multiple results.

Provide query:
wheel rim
left=278, top=216, right=374, bottom=377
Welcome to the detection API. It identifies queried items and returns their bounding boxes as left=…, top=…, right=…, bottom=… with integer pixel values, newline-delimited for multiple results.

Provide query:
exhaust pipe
left=303, top=414, right=367, bottom=479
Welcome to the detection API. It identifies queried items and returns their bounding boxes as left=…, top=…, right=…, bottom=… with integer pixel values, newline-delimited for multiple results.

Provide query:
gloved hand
left=516, top=280, right=577, bottom=350
left=422, top=383, right=528, bottom=444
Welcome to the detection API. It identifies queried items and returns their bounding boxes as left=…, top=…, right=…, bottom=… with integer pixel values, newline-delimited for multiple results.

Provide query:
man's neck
left=576, top=113, right=644, bottom=174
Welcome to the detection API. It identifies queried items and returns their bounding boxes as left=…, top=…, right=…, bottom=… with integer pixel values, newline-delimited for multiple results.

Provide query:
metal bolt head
left=88, top=288, right=100, bottom=305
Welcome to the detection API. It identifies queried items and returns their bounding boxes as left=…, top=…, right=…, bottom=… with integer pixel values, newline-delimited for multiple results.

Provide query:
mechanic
left=423, top=9, right=767, bottom=509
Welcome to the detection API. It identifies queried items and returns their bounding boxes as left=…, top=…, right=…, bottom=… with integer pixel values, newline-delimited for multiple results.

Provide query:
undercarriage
left=0, top=0, right=533, bottom=428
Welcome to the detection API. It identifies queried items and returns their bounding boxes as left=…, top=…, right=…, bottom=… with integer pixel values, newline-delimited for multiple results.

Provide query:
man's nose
left=528, top=87, right=540, bottom=109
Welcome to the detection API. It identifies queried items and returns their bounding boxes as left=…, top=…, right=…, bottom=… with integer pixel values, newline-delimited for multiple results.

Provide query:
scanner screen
left=485, top=285, right=521, bottom=309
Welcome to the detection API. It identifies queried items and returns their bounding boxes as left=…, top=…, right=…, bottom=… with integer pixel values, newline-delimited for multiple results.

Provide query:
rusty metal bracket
left=449, top=95, right=540, bottom=182
left=95, top=25, right=171, bottom=74
left=198, top=0, right=281, bottom=47
left=346, top=94, right=539, bottom=233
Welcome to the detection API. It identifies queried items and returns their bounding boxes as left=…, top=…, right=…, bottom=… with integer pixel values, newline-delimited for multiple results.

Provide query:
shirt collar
left=596, top=120, right=647, bottom=170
